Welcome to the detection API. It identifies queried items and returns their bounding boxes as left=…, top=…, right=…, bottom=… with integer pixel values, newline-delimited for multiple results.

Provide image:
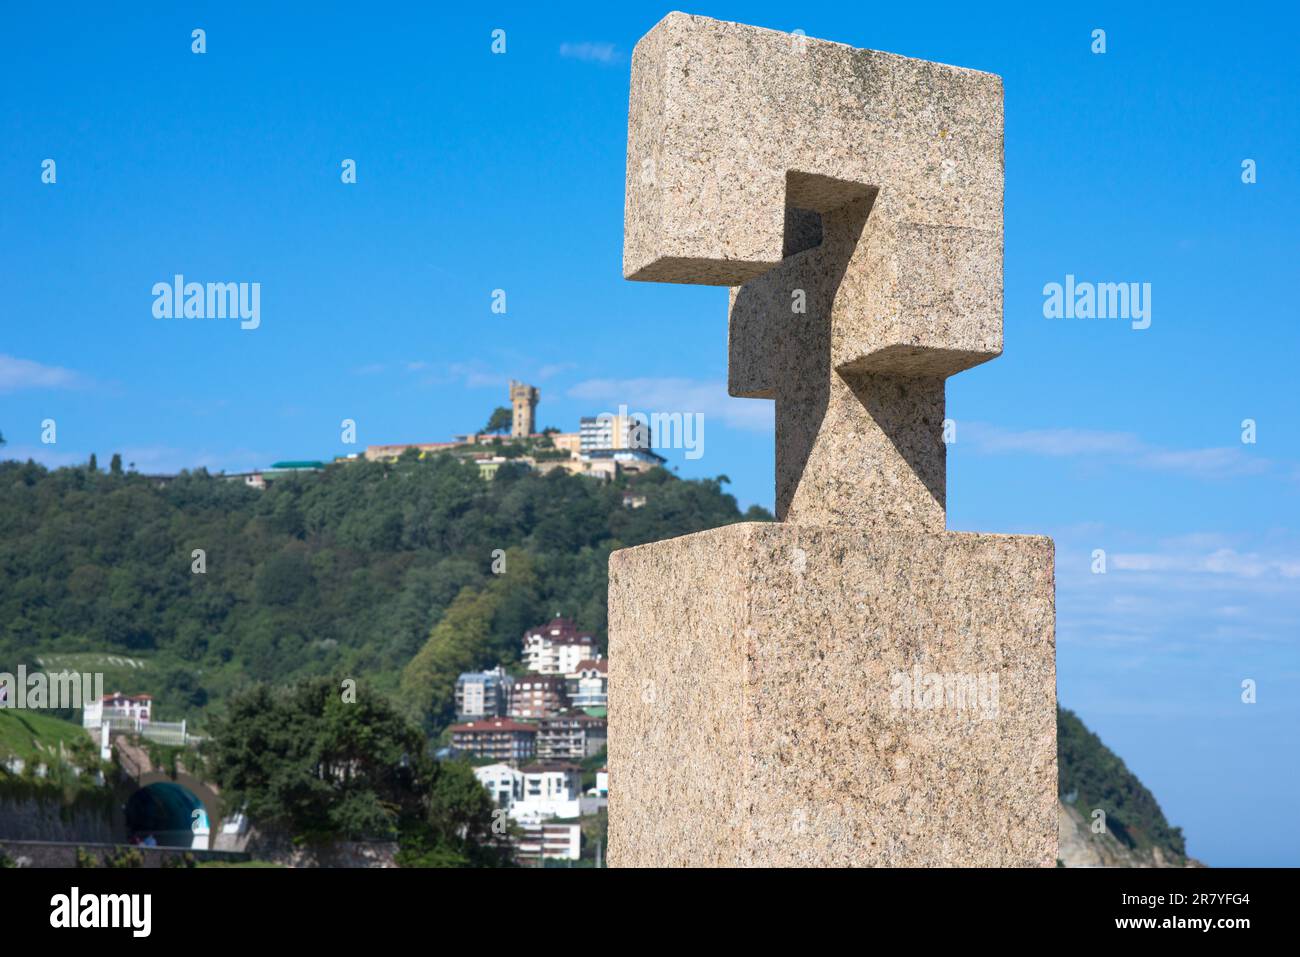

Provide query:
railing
left=140, top=721, right=188, bottom=746
left=89, top=714, right=193, bottom=748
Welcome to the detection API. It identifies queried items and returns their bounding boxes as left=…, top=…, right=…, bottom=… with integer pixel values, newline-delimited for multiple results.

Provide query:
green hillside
left=1058, top=706, right=1188, bottom=860
left=0, top=710, right=93, bottom=764
left=0, top=452, right=1193, bottom=864
left=0, top=455, right=767, bottom=733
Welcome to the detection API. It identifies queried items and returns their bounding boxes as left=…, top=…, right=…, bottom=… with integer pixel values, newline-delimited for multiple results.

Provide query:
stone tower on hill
left=510, top=380, right=539, bottom=437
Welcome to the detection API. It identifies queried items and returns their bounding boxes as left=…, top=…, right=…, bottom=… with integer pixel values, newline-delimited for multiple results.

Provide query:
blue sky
left=2, top=2, right=1297, bottom=865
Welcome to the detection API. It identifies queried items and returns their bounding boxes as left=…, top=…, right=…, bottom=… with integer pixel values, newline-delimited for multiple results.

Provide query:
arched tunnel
left=124, top=779, right=215, bottom=848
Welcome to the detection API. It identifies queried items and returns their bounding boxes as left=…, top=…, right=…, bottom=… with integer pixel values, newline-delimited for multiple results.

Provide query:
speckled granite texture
left=609, top=523, right=1057, bottom=867
left=612, top=14, right=1055, bottom=867
left=625, top=13, right=1004, bottom=528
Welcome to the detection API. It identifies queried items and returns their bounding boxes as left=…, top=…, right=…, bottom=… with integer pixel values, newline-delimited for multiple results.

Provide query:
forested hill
left=1057, top=706, right=1194, bottom=866
left=0, top=453, right=1197, bottom=863
left=0, top=455, right=768, bottom=730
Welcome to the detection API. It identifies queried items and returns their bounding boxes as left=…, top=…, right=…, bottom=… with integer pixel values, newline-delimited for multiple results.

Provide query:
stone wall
left=0, top=840, right=248, bottom=868
left=241, top=828, right=399, bottom=867
left=0, top=790, right=120, bottom=844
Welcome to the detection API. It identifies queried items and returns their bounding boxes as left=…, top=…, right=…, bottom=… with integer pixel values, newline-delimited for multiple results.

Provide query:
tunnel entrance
left=124, top=781, right=210, bottom=848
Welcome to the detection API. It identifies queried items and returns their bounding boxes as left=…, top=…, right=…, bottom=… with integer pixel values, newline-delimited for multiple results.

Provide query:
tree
left=209, top=676, right=512, bottom=865
left=0, top=451, right=758, bottom=731
left=483, top=406, right=512, bottom=434
left=88, top=453, right=98, bottom=471
left=399, top=549, right=539, bottom=732
left=110, top=453, right=123, bottom=475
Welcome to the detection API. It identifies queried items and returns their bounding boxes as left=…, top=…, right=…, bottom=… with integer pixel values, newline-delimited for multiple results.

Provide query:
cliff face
left=1057, top=800, right=1203, bottom=867
left=1056, top=707, right=1203, bottom=868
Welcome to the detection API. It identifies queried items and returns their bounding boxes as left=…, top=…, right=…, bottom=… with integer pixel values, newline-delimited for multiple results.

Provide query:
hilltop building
left=580, top=413, right=651, bottom=453
left=359, top=378, right=665, bottom=482
left=510, top=380, right=540, bottom=437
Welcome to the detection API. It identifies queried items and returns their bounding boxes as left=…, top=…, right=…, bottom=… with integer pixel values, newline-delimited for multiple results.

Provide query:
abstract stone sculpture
left=609, top=13, right=1056, bottom=867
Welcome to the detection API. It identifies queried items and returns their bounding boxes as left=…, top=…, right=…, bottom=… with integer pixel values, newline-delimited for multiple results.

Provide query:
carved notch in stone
left=623, top=14, right=1007, bottom=529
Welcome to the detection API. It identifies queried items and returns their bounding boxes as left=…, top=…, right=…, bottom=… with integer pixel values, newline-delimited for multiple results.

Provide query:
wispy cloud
left=559, top=41, right=621, bottom=64
left=567, top=377, right=771, bottom=432
left=1053, top=527, right=1300, bottom=654
left=963, top=422, right=1271, bottom=480
left=1110, top=546, right=1300, bottom=579
left=0, top=354, right=86, bottom=393
left=353, top=359, right=577, bottom=391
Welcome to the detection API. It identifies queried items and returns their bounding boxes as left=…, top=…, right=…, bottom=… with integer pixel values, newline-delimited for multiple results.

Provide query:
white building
left=515, top=763, right=583, bottom=820
left=517, top=822, right=581, bottom=863
left=566, top=658, right=608, bottom=709
left=522, top=617, right=599, bottom=675
left=83, top=692, right=152, bottom=732
left=473, top=761, right=583, bottom=821
left=455, top=666, right=513, bottom=719
left=594, top=768, right=608, bottom=798
left=474, top=763, right=520, bottom=809
left=579, top=413, right=652, bottom=453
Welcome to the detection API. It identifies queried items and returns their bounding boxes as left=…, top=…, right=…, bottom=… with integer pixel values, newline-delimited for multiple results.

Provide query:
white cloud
left=559, top=42, right=620, bottom=64
left=1111, top=546, right=1300, bottom=580
left=963, top=422, right=1272, bottom=480
left=0, top=354, right=85, bottom=393
left=965, top=424, right=1144, bottom=456
left=566, top=377, right=771, bottom=432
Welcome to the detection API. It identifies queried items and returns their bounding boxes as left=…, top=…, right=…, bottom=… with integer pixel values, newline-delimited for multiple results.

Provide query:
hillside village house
left=508, top=674, right=569, bottom=720
left=522, top=617, right=598, bottom=674
left=455, top=666, right=513, bottom=720
left=82, top=692, right=152, bottom=732
left=537, top=711, right=607, bottom=762
left=516, top=822, right=582, bottom=864
left=473, top=762, right=583, bottom=821
left=566, top=657, right=608, bottom=709
left=449, top=717, right=536, bottom=762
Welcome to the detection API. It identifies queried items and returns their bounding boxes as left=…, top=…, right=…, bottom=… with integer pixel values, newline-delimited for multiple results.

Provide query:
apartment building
left=579, top=413, right=653, bottom=453
left=474, top=763, right=520, bottom=809
left=566, top=658, right=608, bottom=709
left=448, top=718, right=537, bottom=762
left=514, top=762, right=582, bottom=820
left=522, top=617, right=599, bottom=675
left=473, top=762, right=583, bottom=821
left=516, top=822, right=581, bottom=864
left=537, top=711, right=607, bottom=762
left=509, top=674, right=569, bottom=720
left=455, top=666, right=513, bottom=719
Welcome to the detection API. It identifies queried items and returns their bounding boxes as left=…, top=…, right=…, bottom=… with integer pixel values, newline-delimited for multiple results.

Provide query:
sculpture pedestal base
left=607, top=521, right=1057, bottom=867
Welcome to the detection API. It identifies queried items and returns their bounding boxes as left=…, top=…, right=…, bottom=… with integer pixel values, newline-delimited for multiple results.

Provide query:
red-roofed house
left=566, top=657, right=608, bottom=709
left=522, top=617, right=599, bottom=675
left=449, top=718, right=536, bottom=762
left=83, top=691, right=152, bottom=733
